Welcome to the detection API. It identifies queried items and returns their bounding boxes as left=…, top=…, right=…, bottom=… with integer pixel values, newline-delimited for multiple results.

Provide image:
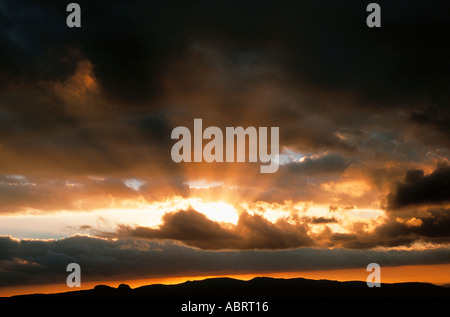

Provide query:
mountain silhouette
left=8, top=277, right=449, bottom=314
left=13, top=276, right=450, bottom=298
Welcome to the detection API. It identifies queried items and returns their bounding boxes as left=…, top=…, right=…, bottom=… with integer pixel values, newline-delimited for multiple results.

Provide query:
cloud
left=0, top=0, right=449, bottom=269
left=115, top=202, right=450, bottom=250
left=0, top=175, right=143, bottom=213
left=326, top=208, right=450, bottom=249
left=119, top=209, right=313, bottom=250
left=388, top=165, right=450, bottom=209
left=0, top=0, right=448, bottom=189
left=309, top=217, right=338, bottom=224
left=1, top=234, right=450, bottom=288
left=119, top=209, right=239, bottom=250
left=284, top=153, right=353, bottom=176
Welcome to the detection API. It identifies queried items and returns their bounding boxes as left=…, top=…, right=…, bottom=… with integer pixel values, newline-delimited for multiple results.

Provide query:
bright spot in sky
left=184, top=179, right=224, bottom=189
left=124, top=179, right=145, bottom=191
left=278, top=148, right=305, bottom=165
left=188, top=200, right=239, bottom=224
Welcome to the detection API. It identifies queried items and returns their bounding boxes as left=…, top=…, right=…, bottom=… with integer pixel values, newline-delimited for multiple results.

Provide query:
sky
left=0, top=0, right=450, bottom=295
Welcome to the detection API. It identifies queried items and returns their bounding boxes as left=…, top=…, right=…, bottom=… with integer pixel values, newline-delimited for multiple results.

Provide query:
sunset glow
left=2, top=263, right=449, bottom=297
left=1, top=1, right=449, bottom=301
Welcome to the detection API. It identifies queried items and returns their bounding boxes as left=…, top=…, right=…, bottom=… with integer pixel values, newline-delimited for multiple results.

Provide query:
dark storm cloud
left=121, top=209, right=240, bottom=249
left=119, top=209, right=313, bottom=250
left=185, top=0, right=450, bottom=105
left=388, top=165, right=450, bottom=209
left=324, top=207, right=450, bottom=249
left=0, top=1, right=79, bottom=86
left=285, top=153, right=352, bottom=176
left=1, top=234, right=450, bottom=288
left=0, top=80, right=180, bottom=178
left=0, top=0, right=449, bottom=254
left=1, top=0, right=449, bottom=103
left=410, top=106, right=450, bottom=144
left=380, top=209, right=450, bottom=245
left=247, top=152, right=356, bottom=204
left=0, top=0, right=182, bottom=103
left=0, top=0, right=448, bottom=166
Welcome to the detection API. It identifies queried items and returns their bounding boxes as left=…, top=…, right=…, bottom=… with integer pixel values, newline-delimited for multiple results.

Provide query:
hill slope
left=14, top=276, right=450, bottom=298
